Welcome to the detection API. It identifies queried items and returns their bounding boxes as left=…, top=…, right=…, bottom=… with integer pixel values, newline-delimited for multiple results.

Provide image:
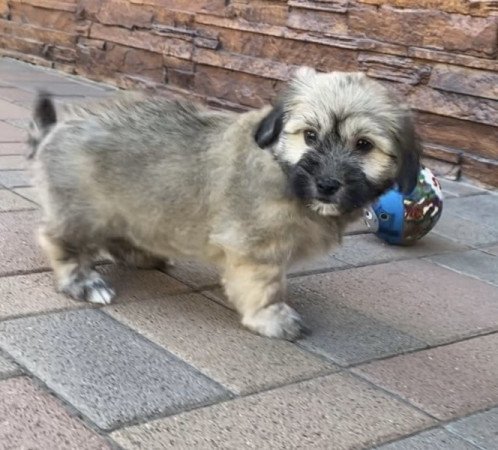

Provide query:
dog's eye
left=356, top=139, right=373, bottom=152
left=304, top=130, right=318, bottom=146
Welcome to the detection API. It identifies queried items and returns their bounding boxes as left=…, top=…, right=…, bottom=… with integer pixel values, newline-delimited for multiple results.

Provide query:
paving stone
left=0, top=352, right=20, bottom=378
left=105, top=294, right=335, bottom=395
left=0, top=309, right=229, bottom=430
left=0, top=142, right=27, bottom=155
left=428, top=250, right=498, bottom=286
left=354, top=334, right=498, bottom=420
left=12, top=186, right=39, bottom=205
left=0, top=377, right=110, bottom=449
left=291, top=260, right=498, bottom=345
left=96, top=265, right=190, bottom=304
left=0, top=86, right=36, bottom=104
left=111, top=372, right=433, bottom=449
left=439, top=178, right=487, bottom=198
left=166, top=259, right=220, bottom=289
left=289, top=252, right=349, bottom=275
left=0, top=272, right=85, bottom=320
left=0, top=154, right=27, bottom=170
left=484, top=244, right=498, bottom=256
left=0, top=121, right=25, bottom=142
left=331, top=233, right=467, bottom=266
left=0, top=210, right=47, bottom=275
left=0, top=169, right=31, bottom=188
left=0, top=189, right=35, bottom=211
left=19, top=81, right=112, bottom=97
left=433, top=214, right=498, bottom=247
left=0, top=98, right=30, bottom=120
left=447, top=407, right=498, bottom=450
left=285, top=281, right=426, bottom=365
left=375, top=428, right=479, bottom=449
left=443, top=195, right=498, bottom=229
left=0, top=266, right=188, bottom=319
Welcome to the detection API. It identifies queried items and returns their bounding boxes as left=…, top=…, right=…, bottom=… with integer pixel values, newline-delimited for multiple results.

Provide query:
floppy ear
left=395, top=114, right=421, bottom=194
left=254, top=103, right=284, bottom=148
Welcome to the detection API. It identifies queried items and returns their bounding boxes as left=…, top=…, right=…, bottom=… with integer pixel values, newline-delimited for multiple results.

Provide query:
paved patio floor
left=0, top=57, right=497, bottom=450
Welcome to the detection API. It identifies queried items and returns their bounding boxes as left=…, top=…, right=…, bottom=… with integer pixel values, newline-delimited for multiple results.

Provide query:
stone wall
left=0, top=0, right=497, bottom=186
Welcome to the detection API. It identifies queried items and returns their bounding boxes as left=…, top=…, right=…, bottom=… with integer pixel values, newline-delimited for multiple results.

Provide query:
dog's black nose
left=316, top=177, right=342, bottom=196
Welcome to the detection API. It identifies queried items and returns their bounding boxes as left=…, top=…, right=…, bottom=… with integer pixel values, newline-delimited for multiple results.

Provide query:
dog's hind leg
left=38, top=227, right=115, bottom=305
left=222, top=258, right=307, bottom=341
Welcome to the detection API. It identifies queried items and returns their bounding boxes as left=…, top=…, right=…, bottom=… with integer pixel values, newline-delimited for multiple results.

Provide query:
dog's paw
left=60, top=272, right=116, bottom=305
left=242, top=303, right=309, bottom=341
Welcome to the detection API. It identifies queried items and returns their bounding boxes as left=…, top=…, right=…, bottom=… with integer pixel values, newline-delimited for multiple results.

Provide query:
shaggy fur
left=29, top=68, right=420, bottom=340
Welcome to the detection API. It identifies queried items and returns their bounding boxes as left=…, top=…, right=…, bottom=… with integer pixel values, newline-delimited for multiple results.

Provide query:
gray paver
left=375, top=428, right=479, bottom=449
left=443, top=195, right=498, bottom=230
left=0, top=169, right=31, bottom=188
left=0, top=189, right=35, bottom=211
left=0, top=209, right=47, bottom=275
left=12, top=186, right=39, bottom=204
left=331, top=233, right=467, bottom=266
left=0, top=352, right=20, bottom=378
left=447, top=407, right=498, bottom=450
left=105, top=294, right=335, bottom=395
left=0, top=309, right=229, bottom=430
left=286, top=282, right=426, bottom=365
left=0, top=377, right=111, bottom=449
left=111, top=372, right=433, bottom=450
left=289, top=260, right=498, bottom=345
left=439, top=178, right=487, bottom=198
left=166, top=259, right=220, bottom=289
left=428, top=250, right=498, bottom=286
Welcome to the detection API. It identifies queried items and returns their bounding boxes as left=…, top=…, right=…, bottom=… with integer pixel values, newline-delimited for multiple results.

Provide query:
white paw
left=86, top=280, right=115, bottom=305
left=60, top=273, right=116, bottom=305
left=242, top=303, right=308, bottom=341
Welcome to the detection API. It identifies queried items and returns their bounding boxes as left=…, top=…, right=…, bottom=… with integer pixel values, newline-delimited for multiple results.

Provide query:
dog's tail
left=27, top=91, right=57, bottom=159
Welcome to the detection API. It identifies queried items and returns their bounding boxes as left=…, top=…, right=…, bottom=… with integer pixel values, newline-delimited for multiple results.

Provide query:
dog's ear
left=255, top=103, right=284, bottom=148
left=395, top=113, right=421, bottom=194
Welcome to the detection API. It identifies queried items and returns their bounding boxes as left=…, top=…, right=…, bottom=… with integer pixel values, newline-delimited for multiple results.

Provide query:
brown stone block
left=167, top=68, right=194, bottom=90
left=96, top=0, right=154, bottom=29
left=194, top=47, right=293, bottom=81
left=417, top=112, right=498, bottom=160
left=13, top=0, right=77, bottom=13
left=152, top=7, right=194, bottom=27
left=90, top=23, right=193, bottom=59
left=289, top=0, right=348, bottom=13
left=349, top=5, right=497, bottom=58
left=429, top=64, right=498, bottom=101
left=409, top=47, right=498, bottom=71
left=0, top=34, right=45, bottom=57
left=287, top=6, right=348, bottom=34
left=0, top=19, right=76, bottom=47
left=407, top=86, right=497, bottom=126
left=47, top=46, right=77, bottom=63
left=194, top=65, right=277, bottom=108
left=200, top=25, right=358, bottom=72
left=0, top=49, right=53, bottom=68
left=129, top=0, right=225, bottom=13
left=0, top=0, right=8, bottom=18
left=358, top=0, right=496, bottom=17
left=461, top=154, right=498, bottom=188
left=227, top=0, right=289, bottom=26
left=10, top=3, right=76, bottom=32
left=358, top=53, right=431, bottom=85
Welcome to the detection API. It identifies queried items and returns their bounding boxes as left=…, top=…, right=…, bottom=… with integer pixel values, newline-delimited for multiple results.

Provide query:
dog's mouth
left=309, top=200, right=342, bottom=217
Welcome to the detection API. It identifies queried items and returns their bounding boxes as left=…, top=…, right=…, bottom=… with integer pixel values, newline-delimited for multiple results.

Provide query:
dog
left=28, top=67, right=420, bottom=340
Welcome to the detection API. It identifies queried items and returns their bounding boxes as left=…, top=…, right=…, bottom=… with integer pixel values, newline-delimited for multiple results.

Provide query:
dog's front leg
left=222, top=259, right=306, bottom=341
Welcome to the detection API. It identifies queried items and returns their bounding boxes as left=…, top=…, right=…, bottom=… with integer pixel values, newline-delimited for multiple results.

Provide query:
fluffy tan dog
left=29, top=68, right=420, bottom=340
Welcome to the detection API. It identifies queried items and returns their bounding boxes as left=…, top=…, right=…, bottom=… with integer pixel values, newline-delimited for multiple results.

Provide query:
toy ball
left=363, top=167, right=443, bottom=246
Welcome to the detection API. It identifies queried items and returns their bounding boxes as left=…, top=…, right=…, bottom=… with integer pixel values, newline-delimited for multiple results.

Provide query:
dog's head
left=255, top=68, right=420, bottom=216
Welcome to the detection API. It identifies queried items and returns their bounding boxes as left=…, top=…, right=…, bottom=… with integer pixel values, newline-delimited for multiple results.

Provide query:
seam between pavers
left=0, top=309, right=234, bottom=434
left=424, top=257, right=498, bottom=288
left=0, top=267, right=51, bottom=279
left=445, top=428, right=489, bottom=450
left=347, top=329, right=498, bottom=370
